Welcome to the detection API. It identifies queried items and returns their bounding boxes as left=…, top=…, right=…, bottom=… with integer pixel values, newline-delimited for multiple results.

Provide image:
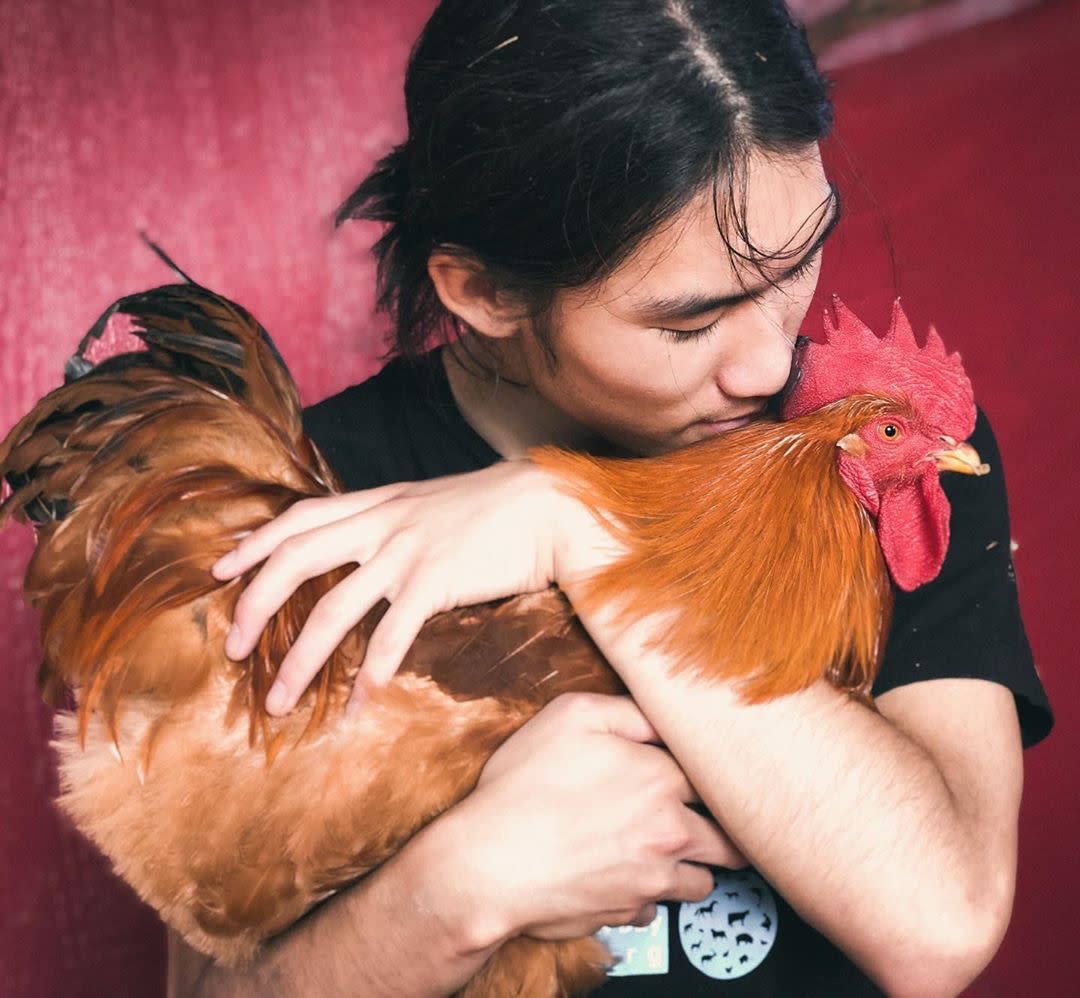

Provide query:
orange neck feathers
left=533, top=397, right=898, bottom=702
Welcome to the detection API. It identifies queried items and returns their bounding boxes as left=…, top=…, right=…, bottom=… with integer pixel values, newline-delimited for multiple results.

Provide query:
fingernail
left=212, top=551, right=236, bottom=577
left=224, top=624, right=242, bottom=658
left=265, top=681, right=289, bottom=715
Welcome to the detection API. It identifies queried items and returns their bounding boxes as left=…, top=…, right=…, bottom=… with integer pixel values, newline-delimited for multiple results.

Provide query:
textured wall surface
left=1, top=3, right=434, bottom=994
left=2, top=1, right=1076, bottom=995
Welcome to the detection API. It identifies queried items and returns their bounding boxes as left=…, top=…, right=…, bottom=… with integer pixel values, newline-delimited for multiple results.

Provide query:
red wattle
left=876, top=466, right=952, bottom=592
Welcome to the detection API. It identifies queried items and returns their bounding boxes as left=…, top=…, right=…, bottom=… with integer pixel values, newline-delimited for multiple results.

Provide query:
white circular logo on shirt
left=678, top=869, right=778, bottom=980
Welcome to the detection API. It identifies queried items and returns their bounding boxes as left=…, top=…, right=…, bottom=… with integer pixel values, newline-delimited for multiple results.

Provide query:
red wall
left=815, top=4, right=1079, bottom=991
left=1, top=1, right=1075, bottom=993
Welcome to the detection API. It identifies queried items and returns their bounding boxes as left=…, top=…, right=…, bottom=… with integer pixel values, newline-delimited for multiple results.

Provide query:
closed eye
left=658, top=312, right=729, bottom=343
left=772, top=249, right=820, bottom=288
left=657, top=249, right=823, bottom=344
left=750, top=246, right=823, bottom=299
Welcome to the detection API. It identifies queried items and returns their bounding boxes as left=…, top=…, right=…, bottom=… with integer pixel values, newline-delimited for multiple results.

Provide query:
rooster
left=0, top=273, right=985, bottom=998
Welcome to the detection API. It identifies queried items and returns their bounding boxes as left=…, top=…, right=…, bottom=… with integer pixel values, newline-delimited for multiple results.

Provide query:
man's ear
left=427, top=251, right=522, bottom=339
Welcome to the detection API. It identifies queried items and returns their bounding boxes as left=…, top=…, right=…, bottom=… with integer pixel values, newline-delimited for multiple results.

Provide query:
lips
left=694, top=407, right=767, bottom=433
left=699, top=415, right=756, bottom=432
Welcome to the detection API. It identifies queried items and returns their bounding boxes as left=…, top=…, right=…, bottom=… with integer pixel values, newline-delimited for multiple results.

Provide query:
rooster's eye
left=880, top=423, right=901, bottom=441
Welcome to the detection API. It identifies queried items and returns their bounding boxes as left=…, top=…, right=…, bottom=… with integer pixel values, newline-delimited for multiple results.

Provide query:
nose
left=712, top=302, right=796, bottom=401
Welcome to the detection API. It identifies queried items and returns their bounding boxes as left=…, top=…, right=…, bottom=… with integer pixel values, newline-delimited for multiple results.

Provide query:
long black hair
left=338, top=0, right=834, bottom=358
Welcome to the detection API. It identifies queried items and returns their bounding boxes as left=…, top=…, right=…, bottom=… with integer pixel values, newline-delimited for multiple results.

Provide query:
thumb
left=576, top=693, right=659, bottom=744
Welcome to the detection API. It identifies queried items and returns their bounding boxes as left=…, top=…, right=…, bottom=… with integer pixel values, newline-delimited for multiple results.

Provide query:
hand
left=211, top=461, right=608, bottom=714
left=436, top=693, right=746, bottom=945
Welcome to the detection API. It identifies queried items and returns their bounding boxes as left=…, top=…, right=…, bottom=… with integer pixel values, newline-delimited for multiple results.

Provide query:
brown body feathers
left=0, top=283, right=902, bottom=997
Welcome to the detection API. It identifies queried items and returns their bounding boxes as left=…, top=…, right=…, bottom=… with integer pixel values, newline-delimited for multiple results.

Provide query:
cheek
left=541, top=311, right=705, bottom=411
left=554, top=355, right=663, bottom=427
left=567, top=336, right=720, bottom=415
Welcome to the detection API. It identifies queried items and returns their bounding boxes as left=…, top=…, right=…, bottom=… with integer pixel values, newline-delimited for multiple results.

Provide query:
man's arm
left=167, top=815, right=502, bottom=998
left=167, top=691, right=741, bottom=998
left=568, top=590, right=1022, bottom=998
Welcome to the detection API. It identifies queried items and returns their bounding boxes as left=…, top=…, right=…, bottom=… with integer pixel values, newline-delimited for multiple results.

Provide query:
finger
left=351, top=592, right=430, bottom=697
left=628, top=903, right=659, bottom=928
left=672, top=769, right=703, bottom=806
left=211, top=487, right=407, bottom=579
left=529, top=907, right=658, bottom=941
left=596, top=696, right=660, bottom=744
left=631, top=743, right=700, bottom=805
left=265, top=562, right=398, bottom=715
left=552, top=693, right=659, bottom=745
left=226, top=516, right=380, bottom=659
left=211, top=496, right=354, bottom=579
left=680, top=810, right=748, bottom=871
left=668, top=861, right=720, bottom=904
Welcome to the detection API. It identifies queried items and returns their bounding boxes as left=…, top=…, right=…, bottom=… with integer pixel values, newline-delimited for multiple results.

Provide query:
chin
left=592, top=419, right=707, bottom=458
left=595, top=429, right=668, bottom=458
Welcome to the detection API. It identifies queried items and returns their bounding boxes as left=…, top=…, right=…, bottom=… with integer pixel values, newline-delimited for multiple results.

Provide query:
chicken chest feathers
left=0, top=284, right=983, bottom=996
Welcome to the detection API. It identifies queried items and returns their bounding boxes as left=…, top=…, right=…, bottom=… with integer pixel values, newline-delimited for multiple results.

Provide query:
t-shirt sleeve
left=872, top=407, right=1053, bottom=748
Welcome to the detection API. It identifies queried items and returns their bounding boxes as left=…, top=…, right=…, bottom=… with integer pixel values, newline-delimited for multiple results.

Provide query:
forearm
left=574, top=606, right=1014, bottom=996
left=634, top=678, right=979, bottom=955
left=179, top=816, right=500, bottom=998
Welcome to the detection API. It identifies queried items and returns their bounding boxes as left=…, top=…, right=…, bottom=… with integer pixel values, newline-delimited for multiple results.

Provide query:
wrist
left=402, top=802, right=517, bottom=958
left=526, top=464, right=625, bottom=592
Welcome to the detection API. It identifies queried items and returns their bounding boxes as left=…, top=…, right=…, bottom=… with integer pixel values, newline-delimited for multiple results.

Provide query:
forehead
left=595, top=145, right=832, bottom=308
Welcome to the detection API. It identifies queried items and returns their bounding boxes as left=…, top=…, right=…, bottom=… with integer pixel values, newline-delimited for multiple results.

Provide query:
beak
left=933, top=437, right=990, bottom=476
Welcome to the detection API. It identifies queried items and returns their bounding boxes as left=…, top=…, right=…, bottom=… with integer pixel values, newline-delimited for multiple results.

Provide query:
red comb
left=781, top=296, right=976, bottom=440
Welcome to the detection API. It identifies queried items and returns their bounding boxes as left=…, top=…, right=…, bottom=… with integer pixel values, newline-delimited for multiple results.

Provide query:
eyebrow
left=635, top=187, right=843, bottom=323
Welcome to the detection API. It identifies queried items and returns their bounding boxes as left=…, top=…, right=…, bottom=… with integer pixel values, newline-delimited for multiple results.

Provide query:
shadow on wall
left=789, top=0, right=1043, bottom=67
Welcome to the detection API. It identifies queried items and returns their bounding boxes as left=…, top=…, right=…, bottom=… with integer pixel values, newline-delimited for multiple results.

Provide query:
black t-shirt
left=303, top=349, right=1053, bottom=997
